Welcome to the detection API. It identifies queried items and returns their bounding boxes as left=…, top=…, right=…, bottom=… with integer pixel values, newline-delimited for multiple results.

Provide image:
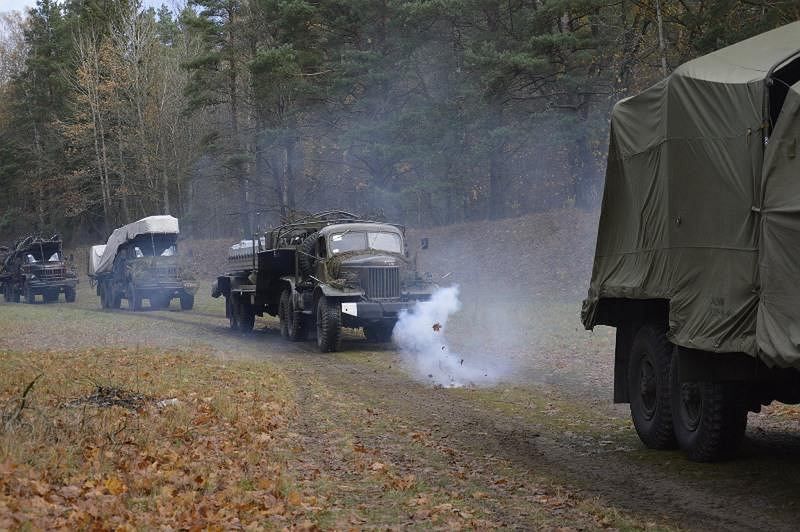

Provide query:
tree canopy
left=0, top=0, right=797, bottom=241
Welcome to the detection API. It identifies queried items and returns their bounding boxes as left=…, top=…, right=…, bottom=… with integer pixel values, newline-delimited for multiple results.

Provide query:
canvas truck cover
left=583, top=21, right=800, bottom=368
left=88, top=245, right=107, bottom=276
left=93, top=216, right=179, bottom=275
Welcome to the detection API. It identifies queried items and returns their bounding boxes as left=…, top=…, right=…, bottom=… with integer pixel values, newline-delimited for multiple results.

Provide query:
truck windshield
left=330, top=231, right=402, bottom=255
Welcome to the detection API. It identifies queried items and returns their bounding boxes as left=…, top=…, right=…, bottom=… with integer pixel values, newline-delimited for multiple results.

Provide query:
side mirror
left=420, top=238, right=429, bottom=250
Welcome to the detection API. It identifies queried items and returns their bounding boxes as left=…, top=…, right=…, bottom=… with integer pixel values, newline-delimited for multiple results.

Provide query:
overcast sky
left=1, top=0, right=172, bottom=15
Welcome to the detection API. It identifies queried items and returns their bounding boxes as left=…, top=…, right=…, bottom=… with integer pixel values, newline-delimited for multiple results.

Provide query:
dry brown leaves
left=0, top=347, right=315, bottom=530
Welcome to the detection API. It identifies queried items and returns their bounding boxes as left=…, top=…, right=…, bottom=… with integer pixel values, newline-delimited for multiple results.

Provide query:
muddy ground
left=3, top=278, right=800, bottom=531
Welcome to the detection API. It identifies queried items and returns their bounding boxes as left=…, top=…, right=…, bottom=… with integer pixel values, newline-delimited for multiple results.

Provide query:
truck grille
left=29, top=267, right=66, bottom=280
left=364, top=267, right=400, bottom=299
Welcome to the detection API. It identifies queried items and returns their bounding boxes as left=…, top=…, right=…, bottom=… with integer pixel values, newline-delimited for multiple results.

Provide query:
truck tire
left=179, top=293, right=194, bottom=311
left=628, top=324, right=677, bottom=450
left=64, top=287, right=76, bottom=303
left=24, top=285, right=34, bottom=304
left=110, top=286, right=122, bottom=309
left=227, top=296, right=239, bottom=330
left=279, top=288, right=307, bottom=341
left=316, top=296, right=341, bottom=353
left=364, top=322, right=394, bottom=343
left=298, top=233, right=318, bottom=277
left=44, top=291, right=59, bottom=303
left=670, top=356, right=748, bottom=462
left=100, top=284, right=109, bottom=308
left=128, top=283, right=142, bottom=311
left=239, top=302, right=255, bottom=333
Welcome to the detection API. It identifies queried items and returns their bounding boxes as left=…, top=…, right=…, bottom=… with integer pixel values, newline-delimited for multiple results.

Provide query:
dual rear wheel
left=628, top=325, right=748, bottom=462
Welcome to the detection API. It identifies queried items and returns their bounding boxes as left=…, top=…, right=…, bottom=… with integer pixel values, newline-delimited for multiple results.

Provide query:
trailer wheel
left=670, top=356, right=747, bottom=462
left=179, top=293, right=194, bottom=311
left=364, top=322, right=394, bottom=343
left=316, top=296, right=341, bottom=353
left=628, top=324, right=677, bottom=450
left=64, top=287, right=76, bottom=303
left=279, top=289, right=307, bottom=341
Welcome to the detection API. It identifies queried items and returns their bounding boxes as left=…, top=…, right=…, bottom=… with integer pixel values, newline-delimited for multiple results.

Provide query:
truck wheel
left=179, top=293, right=194, bottom=311
left=45, top=291, right=59, bottom=303
left=99, top=284, right=108, bottom=308
left=628, top=324, right=677, bottom=450
left=670, top=356, right=747, bottom=462
left=239, top=302, right=255, bottom=333
left=24, top=286, right=34, bottom=304
left=128, top=284, right=142, bottom=311
left=227, top=297, right=239, bottom=330
left=111, top=288, right=122, bottom=309
left=64, top=287, right=76, bottom=303
left=279, top=289, right=307, bottom=341
left=316, top=296, right=342, bottom=352
left=364, top=322, right=394, bottom=343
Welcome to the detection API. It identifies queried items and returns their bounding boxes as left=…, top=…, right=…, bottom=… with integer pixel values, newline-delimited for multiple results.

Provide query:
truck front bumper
left=28, top=279, right=78, bottom=290
left=340, top=300, right=419, bottom=320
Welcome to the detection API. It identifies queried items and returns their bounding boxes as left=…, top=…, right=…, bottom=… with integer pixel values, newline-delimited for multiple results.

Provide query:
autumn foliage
left=0, top=348, right=312, bottom=529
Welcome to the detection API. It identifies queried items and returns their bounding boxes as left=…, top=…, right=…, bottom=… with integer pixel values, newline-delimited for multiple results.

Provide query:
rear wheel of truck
left=179, top=293, right=194, bottom=311
left=65, top=287, right=76, bottom=303
left=238, top=302, right=255, bottom=333
left=279, top=289, right=307, bottom=341
left=628, top=324, right=677, bottom=450
left=316, top=296, right=341, bottom=353
left=364, top=322, right=394, bottom=343
left=670, top=356, right=747, bottom=462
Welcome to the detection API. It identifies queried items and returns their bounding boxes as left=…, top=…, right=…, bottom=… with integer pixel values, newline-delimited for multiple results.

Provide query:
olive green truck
left=583, top=22, right=800, bottom=461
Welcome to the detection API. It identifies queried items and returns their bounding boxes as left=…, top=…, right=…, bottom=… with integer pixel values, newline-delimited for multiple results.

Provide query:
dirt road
left=3, top=283, right=800, bottom=530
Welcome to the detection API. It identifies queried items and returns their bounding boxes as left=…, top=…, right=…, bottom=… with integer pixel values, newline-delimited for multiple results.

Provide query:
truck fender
left=317, top=284, right=363, bottom=298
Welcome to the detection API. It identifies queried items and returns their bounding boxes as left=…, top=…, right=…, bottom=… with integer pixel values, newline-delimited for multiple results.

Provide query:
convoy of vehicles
left=212, top=211, right=436, bottom=352
left=88, top=216, right=196, bottom=311
left=583, top=22, right=800, bottom=461
left=0, top=235, right=78, bottom=303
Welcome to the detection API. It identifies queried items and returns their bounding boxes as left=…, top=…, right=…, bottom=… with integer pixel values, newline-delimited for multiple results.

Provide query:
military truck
left=89, top=216, right=196, bottom=310
left=583, top=22, right=800, bottom=462
left=212, top=211, right=436, bottom=352
left=0, top=235, right=78, bottom=303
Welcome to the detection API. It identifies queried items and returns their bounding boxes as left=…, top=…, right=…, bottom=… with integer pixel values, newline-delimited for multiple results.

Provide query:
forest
left=0, top=0, right=797, bottom=242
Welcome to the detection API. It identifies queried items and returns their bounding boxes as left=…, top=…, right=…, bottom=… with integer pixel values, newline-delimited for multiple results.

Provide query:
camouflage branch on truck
left=0, top=235, right=78, bottom=304
left=212, top=211, right=436, bottom=352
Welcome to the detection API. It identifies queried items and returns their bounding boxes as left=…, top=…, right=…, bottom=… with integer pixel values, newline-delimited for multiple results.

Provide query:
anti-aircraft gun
left=88, top=216, right=197, bottom=311
left=212, top=211, right=436, bottom=352
left=0, top=235, right=78, bottom=303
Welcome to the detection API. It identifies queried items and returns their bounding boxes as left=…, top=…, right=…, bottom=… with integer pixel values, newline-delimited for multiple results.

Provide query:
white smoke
left=393, top=285, right=506, bottom=387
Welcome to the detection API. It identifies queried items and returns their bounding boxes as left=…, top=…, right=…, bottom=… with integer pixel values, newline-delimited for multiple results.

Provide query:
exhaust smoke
left=393, top=285, right=505, bottom=387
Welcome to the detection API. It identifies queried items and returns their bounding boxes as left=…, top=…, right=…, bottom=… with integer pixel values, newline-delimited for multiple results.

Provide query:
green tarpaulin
left=583, top=22, right=800, bottom=368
